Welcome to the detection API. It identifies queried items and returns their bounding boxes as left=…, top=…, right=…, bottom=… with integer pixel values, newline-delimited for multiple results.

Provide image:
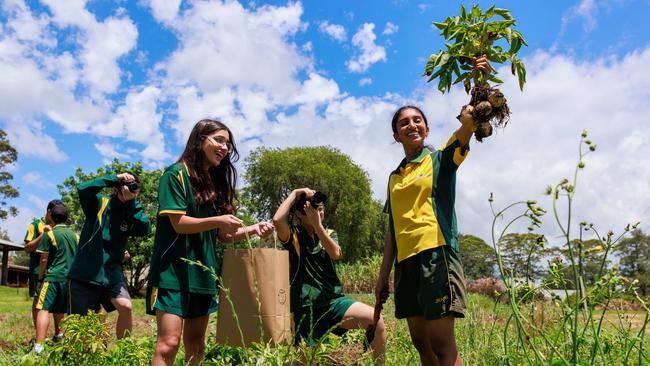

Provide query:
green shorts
left=146, top=287, right=218, bottom=319
left=35, top=281, right=68, bottom=313
left=394, top=245, right=467, bottom=320
left=293, top=296, right=355, bottom=345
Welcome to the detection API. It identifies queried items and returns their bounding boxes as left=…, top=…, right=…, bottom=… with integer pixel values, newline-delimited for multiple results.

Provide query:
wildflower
left=582, top=129, right=588, bottom=138
left=589, top=144, right=597, bottom=152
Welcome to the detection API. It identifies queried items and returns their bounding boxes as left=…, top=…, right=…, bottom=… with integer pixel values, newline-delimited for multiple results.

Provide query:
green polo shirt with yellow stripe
left=36, top=225, right=78, bottom=282
left=24, top=218, right=45, bottom=276
left=386, top=133, right=468, bottom=262
left=147, top=162, right=220, bottom=295
left=67, top=175, right=151, bottom=286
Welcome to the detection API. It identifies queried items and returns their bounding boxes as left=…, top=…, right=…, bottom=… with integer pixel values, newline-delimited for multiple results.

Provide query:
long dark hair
left=178, top=119, right=240, bottom=215
left=390, top=105, right=429, bottom=133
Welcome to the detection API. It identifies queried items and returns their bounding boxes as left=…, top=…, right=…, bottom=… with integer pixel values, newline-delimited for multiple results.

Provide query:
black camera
left=121, top=181, right=141, bottom=193
left=292, top=191, right=327, bottom=214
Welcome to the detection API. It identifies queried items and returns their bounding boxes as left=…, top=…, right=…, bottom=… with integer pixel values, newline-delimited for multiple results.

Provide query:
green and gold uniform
left=67, top=175, right=151, bottom=314
left=35, top=225, right=78, bottom=313
left=280, top=225, right=354, bottom=345
left=146, top=163, right=218, bottom=318
left=24, top=218, right=45, bottom=297
left=386, top=133, right=468, bottom=320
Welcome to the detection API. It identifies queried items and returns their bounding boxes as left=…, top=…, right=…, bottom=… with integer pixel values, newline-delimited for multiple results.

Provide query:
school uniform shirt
left=36, top=225, right=79, bottom=282
left=148, top=163, right=220, bottom=295
left=280, top=225, right=345, bottom=312
left=385, top=133, right=469, bottom=263
left=24, top=218, right=46, bottom=276
left=67, top=175, right=152, bottom=286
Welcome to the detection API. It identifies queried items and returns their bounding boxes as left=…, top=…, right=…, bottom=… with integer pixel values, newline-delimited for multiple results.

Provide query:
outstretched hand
left=254, top=222, right=275, bottom=238
left=473, top=55, right=492, bottom=75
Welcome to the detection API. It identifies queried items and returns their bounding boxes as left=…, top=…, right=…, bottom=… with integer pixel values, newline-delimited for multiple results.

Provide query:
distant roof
left=0, top=238, right=24, bottom=251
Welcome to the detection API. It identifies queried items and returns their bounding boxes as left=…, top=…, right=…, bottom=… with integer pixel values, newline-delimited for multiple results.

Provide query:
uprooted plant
left=424, top=4, right=527, bottom=141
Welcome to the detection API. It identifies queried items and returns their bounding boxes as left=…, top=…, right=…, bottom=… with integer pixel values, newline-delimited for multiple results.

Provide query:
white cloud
left=4, top=122, right=68, bottom=162
left=561, top=0, right=605, bottom=33
left=318, top=21, right=347, bottom=42
left=347, top=23, right=386, bottom=73
left=359, top=77, right=372, bottom=86
left=382, top=22, right=398, bottom=35
left=27, top=194, right=47, bottom=211
left=146, top=0, right=182, bottom=23
left=22, top=171, right=55, bottom=189
left=94, top=142, right=129, bottom=162
left=1, top=205, right=38, bottom=243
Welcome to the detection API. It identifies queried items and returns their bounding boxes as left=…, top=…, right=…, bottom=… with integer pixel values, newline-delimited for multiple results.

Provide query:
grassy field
left=0, top=286, right=648, bottom=365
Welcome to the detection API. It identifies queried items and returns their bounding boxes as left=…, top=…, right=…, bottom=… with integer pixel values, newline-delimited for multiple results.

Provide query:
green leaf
left=471, top=4, right=481, bottom=19
left=427, top=67, right=444, bottom=82
left=508, top=37, right=522, bottom=54
left=460, top=4, right=467, bottom=20
left=505, top=27, right=513, bottom=43
left=516, top=62, right=527, bottom=90
left=494, top=8, right=513, bottom=20
left=453, top=71, right=472, bottom=85
left=433, top=21, right=447, bottom=30
left=488, top=74, right=504, bottom=84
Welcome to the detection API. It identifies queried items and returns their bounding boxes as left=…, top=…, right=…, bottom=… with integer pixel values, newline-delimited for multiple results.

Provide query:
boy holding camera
left=67, top=172, right=151, bottom=339
left=273, top=188, right=386, bottom=365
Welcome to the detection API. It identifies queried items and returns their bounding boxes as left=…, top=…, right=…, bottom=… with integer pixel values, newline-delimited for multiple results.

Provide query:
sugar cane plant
left=424, top=5, right=527, bottom=141
left=488, top=130, right=649, bottom=365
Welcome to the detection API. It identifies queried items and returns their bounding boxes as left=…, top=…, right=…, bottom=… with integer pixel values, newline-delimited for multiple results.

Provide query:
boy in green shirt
left=23, top=200, right=65, bottom=340
left=34, top=203, right=77, bottom=354
left=67, top=172, right=151, bottom=339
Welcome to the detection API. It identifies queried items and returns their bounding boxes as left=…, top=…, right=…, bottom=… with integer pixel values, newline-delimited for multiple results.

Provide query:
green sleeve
left=158, top=170, right=188, bottom=215
left=439, top=133, right=469, bottom=173
left=328, top=229, right=339, bottom=244
left=78, top=175, right=119, bottom=216
left=124, top=199, right=152, bottom=237
left=36, top=232, right=51, bottom=253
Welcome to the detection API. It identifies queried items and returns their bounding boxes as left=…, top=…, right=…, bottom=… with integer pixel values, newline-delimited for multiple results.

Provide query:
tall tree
left=57, top=160, right=160, bottom=295
left=458, top=234, right=495, bottom=280
left=545, top=239, right=610, bottom=290
left=498, top=232, right=549, bottom=282
left=243, top=146, right=387, bottom=262
left=617, top=229, right=650, bottom=296
left=0, top=129, right=19, bottom=221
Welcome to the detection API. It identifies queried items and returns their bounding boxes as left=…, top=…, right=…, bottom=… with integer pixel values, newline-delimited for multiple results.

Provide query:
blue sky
left=1, top=0, right=649, bottom=244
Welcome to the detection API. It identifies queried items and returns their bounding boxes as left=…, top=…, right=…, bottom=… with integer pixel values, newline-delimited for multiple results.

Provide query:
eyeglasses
left=203, top=135, right=233, bottom=153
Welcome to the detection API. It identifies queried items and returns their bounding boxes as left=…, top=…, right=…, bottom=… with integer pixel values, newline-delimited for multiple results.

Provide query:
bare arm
left=375, top=232, right=395, bottom=303
left=219, top=222, right=274, bottom=243
left=273, top=188, right=314, bottom=242
left=38, top=252, right=48, bottom=280
left=314, top=224, right=342, bottom=260
left=24, top=225, right=51, bottom=253
left=166, top=213, right=242, bottom=235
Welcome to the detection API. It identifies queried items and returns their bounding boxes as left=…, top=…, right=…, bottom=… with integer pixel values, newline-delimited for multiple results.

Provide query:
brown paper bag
left=215, top=247, right=291, bottom=346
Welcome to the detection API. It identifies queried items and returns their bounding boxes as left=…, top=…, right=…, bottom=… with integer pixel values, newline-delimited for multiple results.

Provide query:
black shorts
left=68, top=279, right=131, bottom=314
left=394, top=245, right=467, bottom=320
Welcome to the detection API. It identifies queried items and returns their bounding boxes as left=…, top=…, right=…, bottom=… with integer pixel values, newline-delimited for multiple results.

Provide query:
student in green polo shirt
left=273, top=188, right=386, bottom=365
left=147, top=119, right=273, bottom=366
left=33, top=204, right=77, bottom=355
left=375, top=86, right=489, bottom=364
left=67, top=172, right=151, bottom=340
left=23, top=200, right=65, bottom=340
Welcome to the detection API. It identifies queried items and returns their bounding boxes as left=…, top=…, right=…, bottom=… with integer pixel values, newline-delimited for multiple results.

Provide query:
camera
left=292, top=191, right=327, bottom=214
left=121, top=181, right=141, bottom=193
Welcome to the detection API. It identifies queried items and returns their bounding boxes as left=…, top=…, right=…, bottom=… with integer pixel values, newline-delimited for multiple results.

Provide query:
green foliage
left=243, top=146, right=387, bottom=262
left=47, top=313, right=111, bottom=365
left=425, top=4, right=527, bottom=93
left=618, top=229, right=650, bottom=296
left=459, top=234, right=495, bottom=280
left=489, top=131, right=650, bottom=365
left=0, top=128, right=19, bottom=222
left=337, top=254, right=383, bottom=293
left=56, top=159, right=161, bottom=295
left=498, top=233, right=549, bottom=282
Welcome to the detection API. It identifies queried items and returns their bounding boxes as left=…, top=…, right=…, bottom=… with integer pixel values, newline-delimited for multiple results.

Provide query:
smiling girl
left=147, top=119, right=274, bottom=366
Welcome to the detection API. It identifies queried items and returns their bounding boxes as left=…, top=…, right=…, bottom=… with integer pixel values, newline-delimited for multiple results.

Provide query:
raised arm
left=78, top=174, right=120, bottom=215
left=24, top=224, right=51, bottom=253
left=273, top=188, right=314, bottom=242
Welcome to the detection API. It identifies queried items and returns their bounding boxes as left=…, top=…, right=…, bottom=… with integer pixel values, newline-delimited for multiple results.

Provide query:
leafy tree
left=458, top=234, right=495, bottom=280
left=0, top=128, right=19, bottom=222
left=243, top=146, right=387, bottom=262
left=57, top=160, right=160, bottom=295
left=617, top=229, right=650, bottom=296
left=498, top=232, right=549, bottom=282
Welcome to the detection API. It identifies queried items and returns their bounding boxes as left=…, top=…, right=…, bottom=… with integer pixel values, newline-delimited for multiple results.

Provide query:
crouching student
left=273, top=188, right=386, bottom=365
left=67, top=172, right=151, bottom=339
left=34, top=203, right=78, bottom=354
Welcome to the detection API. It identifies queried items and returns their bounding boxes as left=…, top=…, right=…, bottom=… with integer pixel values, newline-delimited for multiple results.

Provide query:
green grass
left=0, top=286, right=647, bottom=365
